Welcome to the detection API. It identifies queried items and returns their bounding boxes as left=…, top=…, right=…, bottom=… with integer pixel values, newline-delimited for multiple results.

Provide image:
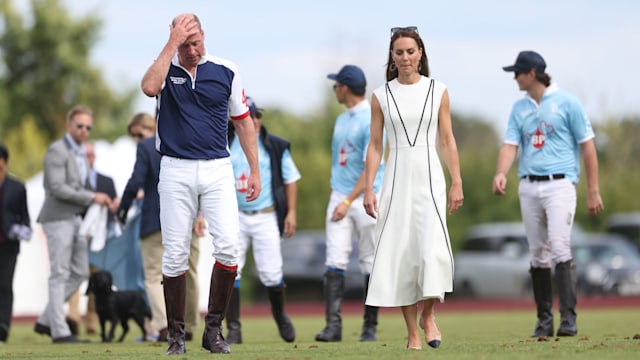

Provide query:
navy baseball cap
left=246, top=96, right=263, bottom=118
left=327, top=65, right=366, bottom=91
left=502, top=51, right=546, bottom=73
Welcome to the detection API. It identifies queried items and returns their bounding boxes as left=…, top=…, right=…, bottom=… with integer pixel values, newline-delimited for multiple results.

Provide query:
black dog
left=85, top=270, right=151, bottom=342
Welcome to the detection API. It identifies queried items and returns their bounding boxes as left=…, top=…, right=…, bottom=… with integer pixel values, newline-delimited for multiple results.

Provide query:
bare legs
left=401, top=298, right=441, bottom=350
left=401, top=304, right=421, bottom=349
left=420, top=299, right=441, bottom=348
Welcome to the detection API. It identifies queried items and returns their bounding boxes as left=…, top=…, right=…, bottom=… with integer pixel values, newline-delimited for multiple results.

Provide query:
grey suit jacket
left=38, top=137, right=94, bottom=223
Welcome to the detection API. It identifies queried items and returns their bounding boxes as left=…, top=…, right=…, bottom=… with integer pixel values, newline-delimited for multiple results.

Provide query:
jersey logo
left=527, top=120, right=555, bottom=149
left=236, top=172, right=249, bottom=193
left=169, top=76, right=187, bottom=85
left=339, top=140, right=355, bottom=166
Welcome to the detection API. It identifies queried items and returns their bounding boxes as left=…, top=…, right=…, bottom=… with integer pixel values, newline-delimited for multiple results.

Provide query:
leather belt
left=521, top=174, right=565, bottom=182
left=240, top=205, right=275, bottom=215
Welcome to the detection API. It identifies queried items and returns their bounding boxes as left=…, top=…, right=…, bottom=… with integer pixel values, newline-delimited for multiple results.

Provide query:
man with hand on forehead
left=141, top=13, right=260, bottom=355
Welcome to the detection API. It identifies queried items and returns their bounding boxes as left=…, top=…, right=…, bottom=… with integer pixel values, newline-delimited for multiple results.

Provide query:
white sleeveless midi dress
left=365, top=76, right=454, bottom=307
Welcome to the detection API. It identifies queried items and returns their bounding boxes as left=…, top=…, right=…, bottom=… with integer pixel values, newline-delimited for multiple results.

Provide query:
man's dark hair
left=349, top=85, right=366, bottom=97
left=536, top=72, right=552, bottom=87
left=0, top=143, right=8, bottom=162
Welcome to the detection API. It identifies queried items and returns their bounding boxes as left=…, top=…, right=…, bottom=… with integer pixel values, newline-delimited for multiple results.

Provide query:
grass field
left=1, top=308, right=639, bottom=359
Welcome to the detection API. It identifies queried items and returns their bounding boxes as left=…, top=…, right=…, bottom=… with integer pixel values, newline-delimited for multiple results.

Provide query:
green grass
left=1, top=308, right=639, bottom=359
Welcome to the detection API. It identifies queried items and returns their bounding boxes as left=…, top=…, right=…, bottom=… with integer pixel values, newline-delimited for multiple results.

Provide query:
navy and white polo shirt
left=156, top=53, right=250, bottom=160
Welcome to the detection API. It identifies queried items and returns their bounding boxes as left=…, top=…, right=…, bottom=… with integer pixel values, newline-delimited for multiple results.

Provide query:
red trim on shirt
left=230, top=110, right=250, bottom=121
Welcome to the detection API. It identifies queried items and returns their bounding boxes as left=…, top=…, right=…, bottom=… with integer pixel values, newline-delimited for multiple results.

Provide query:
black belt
left=240, top=205, right=275, bottom=215
left=521, top=174, right=565, bottom=182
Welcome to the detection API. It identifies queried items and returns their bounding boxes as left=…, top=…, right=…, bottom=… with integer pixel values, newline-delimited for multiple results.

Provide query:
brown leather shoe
left=202, top=326, right=230, bottom=354
left=157, top=327, right=168, bottom=342
left=66, top=318, right=79, bottom=336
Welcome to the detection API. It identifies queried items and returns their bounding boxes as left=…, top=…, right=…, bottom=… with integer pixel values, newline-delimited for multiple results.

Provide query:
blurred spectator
left=0, top=144, right=32, bottom=344
left=35, top=105, right=111, bottom=343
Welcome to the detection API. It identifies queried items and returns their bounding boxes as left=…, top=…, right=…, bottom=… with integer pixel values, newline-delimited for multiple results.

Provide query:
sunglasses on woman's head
left=390, top=26, right=419, bottom=37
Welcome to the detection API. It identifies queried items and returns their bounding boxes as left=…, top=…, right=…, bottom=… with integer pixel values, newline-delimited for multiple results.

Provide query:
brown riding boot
left=202, top=263, right=237, bottom=353
left=163, top=274, right=187, bottom=355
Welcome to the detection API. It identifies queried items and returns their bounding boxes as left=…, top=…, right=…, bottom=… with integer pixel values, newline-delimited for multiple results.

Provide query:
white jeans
left=325, top=190, right=377, bottom=274
left=518, top=178, right=576, bottom=268
left=236, top=211, right=283, bottom=286
left=159, top=156, right=239, bottom=276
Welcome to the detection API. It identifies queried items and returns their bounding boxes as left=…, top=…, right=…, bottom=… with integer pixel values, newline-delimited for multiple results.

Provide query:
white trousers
left=325, top=190, right=376, bottom=274
left=236, top=211, right=283, bottom=286
left=518, top=178, right=576, bottom=268
left=159, top=156, right=239, bottom=276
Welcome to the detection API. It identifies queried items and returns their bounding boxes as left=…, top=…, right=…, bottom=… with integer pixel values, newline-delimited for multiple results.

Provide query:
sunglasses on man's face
left=75, top=123, right=92, bottom=131
left=130, top=133, right=144, bottom=139
left=390, top=26, right=419, bottom=37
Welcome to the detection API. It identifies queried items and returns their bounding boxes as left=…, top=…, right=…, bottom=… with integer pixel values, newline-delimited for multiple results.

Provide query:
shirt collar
left=347, top=99, right=370, bottom=116
left=524, top=83, right=559, bottom=103
left=544, top=83, right=559, bottom=96
left=65, top=134, right=84, bottom=155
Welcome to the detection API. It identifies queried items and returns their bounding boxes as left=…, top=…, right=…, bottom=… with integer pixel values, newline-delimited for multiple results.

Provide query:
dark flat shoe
left=52, top=335, right=90, bottom=343
left=428, top=339, right=441, bottom=349
left=34, top=323, right=51, bottom=337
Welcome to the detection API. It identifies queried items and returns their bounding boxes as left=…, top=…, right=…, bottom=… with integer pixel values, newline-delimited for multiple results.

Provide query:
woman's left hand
left=448, top=183, right=464, bottom=214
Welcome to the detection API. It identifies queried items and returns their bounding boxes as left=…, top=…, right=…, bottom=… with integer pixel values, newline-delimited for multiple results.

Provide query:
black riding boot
left=225, top=287, right=242, bottom=344
left=359, top=274, right=378, bottom=342
left=202, top=264, right=236, bottom=353
left=555, top=261, right=578, bottom=336
left=530, top=267, right=554, bottom=337
left=267, top=285, right=296, bottom=342
left=163, top=274, right=187, bottom=355
left=315, top=271, right=344, bottom=342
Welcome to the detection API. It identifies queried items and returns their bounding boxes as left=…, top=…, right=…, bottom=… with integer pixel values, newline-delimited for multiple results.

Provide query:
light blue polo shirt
left=330, top=100, right=384, bottom=194
left=504, top=83, right=595, bottom=184
left=230, top=136, right=301, bottom=211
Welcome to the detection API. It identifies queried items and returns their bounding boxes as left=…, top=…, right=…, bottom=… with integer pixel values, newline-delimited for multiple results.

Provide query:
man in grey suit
left=34, top=105, right=113, bottom=343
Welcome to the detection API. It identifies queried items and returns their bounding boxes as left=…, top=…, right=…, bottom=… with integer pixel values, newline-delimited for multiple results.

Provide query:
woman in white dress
left=363, top=26, right=464, bottom=350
